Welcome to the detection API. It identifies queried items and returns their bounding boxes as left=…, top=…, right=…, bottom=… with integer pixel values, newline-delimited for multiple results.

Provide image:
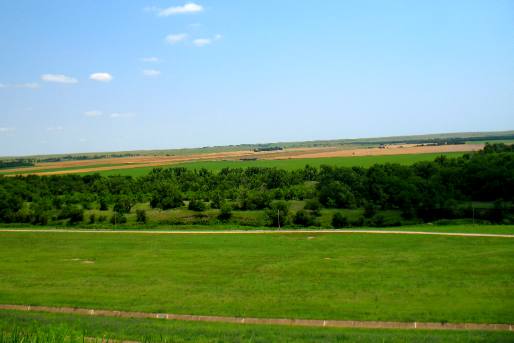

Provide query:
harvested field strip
left=0, top=305, right=512, bottom=332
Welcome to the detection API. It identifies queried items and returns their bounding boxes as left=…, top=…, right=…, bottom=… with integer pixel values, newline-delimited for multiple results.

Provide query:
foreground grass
left=0, top=311, right=512, bottom=343
left=0, top=232, right=512, bottom=324
left=85, top=152, right=465, bottom=177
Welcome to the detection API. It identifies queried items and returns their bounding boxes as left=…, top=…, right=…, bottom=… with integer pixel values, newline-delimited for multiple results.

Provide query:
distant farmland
left=1, top=149, right=470, bottom=177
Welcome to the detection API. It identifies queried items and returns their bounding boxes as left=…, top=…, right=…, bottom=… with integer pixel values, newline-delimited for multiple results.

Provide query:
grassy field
left=84, top=152, right=466, bottom=177
left=1, top=311, right=512, bottom=343
left=0, top=232, right=512, bottom=325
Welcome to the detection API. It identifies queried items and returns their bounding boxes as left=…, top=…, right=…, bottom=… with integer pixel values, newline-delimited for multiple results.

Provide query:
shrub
left=218, top=203, right=232, bottom=221
left=294, top=210, right=316, bottom=227
left=136, top=209, right=147, bottom=223
left=265, top=201, right=290, bottom=227
left=110, top=212, right=127, bottom=225
left=188, top=198, right=206, bottom=212
left=113, top=195, right=133, bottom=214
left=89, top=213, right=96, bottom=224
left=332, top=212, right=349, bottom=228
left=304, top=199, right=322, bottom=215
left=151, top=183, right=183, bottom=210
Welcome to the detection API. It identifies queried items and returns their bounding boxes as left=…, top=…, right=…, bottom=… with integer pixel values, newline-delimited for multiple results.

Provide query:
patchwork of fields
left=1, top=144, right=479, bottom=176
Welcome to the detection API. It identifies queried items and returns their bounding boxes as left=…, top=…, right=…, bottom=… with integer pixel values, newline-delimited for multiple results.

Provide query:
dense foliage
left=0, top=144, right=513, bottom=227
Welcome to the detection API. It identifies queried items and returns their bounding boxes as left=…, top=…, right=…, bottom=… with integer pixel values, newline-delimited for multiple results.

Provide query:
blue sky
left=1, top=0, right=513, bottom=156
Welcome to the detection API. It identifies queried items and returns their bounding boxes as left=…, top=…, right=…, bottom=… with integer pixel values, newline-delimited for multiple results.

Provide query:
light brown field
left=2, top=144, right=484, bottom=176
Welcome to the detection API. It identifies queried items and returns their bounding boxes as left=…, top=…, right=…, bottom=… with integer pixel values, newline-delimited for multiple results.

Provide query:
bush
left=110, top=212, right=127, bottom=225
left=151, top=184, right=183, bottom=210
left=332, top=212, right=349, bottom=228
left=304, top=199, right=322, bottom=216
left=218, top=203, right=232, bottom=221
left=265, top=201, right=290, bottom=227
left=113, top=195, right=133, bottom=214
left=58, top=205, right=84, bottom=225
left=188, top=198, right=206, bottom=212
left=293, top=210, right=316, bottom=227
left=89, top=214, right=96, bottom=224
left=99, top=198, right=109, bottom=211
left=136, top=209, right=147, bottom=224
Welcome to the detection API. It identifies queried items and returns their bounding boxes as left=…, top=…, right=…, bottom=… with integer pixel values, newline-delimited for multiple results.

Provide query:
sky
left=0, top=0, right=513, bottom=156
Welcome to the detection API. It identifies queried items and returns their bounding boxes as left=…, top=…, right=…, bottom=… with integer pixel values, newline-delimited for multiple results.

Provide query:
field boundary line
left=0, top=304, right=512, bottom=332
left=0, top=228, right=513, bottom=238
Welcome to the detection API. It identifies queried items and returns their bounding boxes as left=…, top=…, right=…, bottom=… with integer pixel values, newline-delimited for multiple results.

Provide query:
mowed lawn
left=0, top=232, right=512, bottom=324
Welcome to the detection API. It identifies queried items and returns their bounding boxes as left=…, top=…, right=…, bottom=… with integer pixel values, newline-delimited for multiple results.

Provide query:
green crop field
left=1, top=310, right=512, bottom=343
left=85, top=152, right=466, bottom=177
left=0, top=231, right=512, bottom=325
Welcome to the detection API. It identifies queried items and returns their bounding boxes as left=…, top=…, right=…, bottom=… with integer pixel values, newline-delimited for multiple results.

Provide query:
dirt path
left=0, top=229, right=513, bottom=238
left=0, top=304, right=511, bottom=331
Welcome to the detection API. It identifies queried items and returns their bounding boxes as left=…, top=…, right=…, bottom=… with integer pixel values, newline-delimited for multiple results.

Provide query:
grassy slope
left=0, top=232, right=512, bottom=324
left=1, top=311, right=512, bottom=343
left=83, top=152, right=466, bottom=177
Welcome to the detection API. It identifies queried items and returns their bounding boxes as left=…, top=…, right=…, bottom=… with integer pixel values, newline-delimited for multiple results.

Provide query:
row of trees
left=0, top=143, right=513, bottom=226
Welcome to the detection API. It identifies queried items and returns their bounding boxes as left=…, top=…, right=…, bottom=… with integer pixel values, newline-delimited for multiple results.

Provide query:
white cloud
left=193, top=38, right=211, bottom=47
left=0, top=127, right=15, bottom=133
left=166, top=33, right=188, bottom=44
left=110, top=112, right=135, bottom=118
left=89, top=73, right=113, bottom=82
left=47, top=126, right=64, bottom=132
left=143, top=69, right=161, bottom=77
left=0, top=83, right=5, bottom=88
left=158, top=3, right=203, bottom=16
left=41, top=74, right=78, bottom=84
left=84, top=110, right=103, bottom=117
left=214, top=34, right=223, bottom=40
left=141, top=57, right=160, bottom=63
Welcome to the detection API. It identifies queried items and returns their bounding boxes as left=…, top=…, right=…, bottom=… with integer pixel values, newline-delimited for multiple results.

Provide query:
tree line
left=0, top=143, right=513, bottom=227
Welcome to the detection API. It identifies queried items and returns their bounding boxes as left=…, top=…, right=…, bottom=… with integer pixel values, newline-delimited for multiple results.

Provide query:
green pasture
left=0, top=232, right=512, bottom=324
left=0, top=311, right=512, bottom=343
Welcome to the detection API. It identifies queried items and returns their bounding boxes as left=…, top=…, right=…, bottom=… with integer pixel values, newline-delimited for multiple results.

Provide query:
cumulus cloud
left=193, top=38, right=212, bottom=47
left=141, top=57, right=160, bottom=63
left=158, top=3, right=203, bottom=16
left=110, top=112, right=135, bottom=118
left=143, top=69, right=161, bottom=77
left=41, top=74, right=78, bottom=84
left=89, top=73, right=113, bottom=82
left=84, top=110, right=103, bottom=117
left=166, top=33, right=188, bottom=44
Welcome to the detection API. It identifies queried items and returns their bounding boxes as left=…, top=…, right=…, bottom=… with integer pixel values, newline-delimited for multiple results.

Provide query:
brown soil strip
left=0, top=304, right=511, bottom=331
left=269, top=144, right=484, bottom=160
